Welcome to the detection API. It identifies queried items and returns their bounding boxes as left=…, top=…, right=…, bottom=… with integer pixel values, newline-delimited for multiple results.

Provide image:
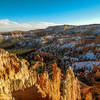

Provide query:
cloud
left=0, top=19, right=57, bottom=32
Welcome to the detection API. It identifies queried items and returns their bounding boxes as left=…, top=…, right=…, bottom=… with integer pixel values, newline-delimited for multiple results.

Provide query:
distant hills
left=0, top=24, right=100, bottom=39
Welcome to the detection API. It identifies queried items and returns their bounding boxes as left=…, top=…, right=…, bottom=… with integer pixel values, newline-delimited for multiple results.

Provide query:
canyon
left=0, top=49, right=81, bottom=100
left=0, top=24, right=100, bottom=100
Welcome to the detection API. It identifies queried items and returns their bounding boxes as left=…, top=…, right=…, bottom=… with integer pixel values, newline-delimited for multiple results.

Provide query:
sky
left=0, top=0, right=100, bottom=32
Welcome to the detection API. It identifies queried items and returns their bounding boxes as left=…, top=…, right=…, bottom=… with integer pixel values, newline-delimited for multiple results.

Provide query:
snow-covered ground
left=72, top=61, right=100, bottom=71
left=83, top=51, right=96, bottom=60
left=60, top=42, right=76, bottom=49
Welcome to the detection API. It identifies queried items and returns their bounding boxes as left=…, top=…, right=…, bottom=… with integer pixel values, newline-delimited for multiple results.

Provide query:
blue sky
left=0, top=0, right=100, bottom=31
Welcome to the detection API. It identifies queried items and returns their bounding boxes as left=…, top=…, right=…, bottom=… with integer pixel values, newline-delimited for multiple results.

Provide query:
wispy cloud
left=0, top=19, right=57, bottom=32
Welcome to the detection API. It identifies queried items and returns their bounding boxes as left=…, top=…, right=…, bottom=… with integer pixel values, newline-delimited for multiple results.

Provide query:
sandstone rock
left=61, top=67, right=81, bottom=100
left=0, top=94, right=12, bottom=100
left=11, top=63, right=61, bottom=100
left=0, top=49, right=37, bottom=99
left=39, top=63, right=61, bottom=100
left=0, top=49, right=82, bottom=100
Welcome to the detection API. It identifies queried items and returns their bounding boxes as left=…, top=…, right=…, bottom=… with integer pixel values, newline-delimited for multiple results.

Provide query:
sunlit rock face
left=12, top=63, right=61, bottom=100
left=0, top=49, right=37, bottom=100
left=0, top=49, right=81, bottom=100
left=61, top=67, right=81, bottom=100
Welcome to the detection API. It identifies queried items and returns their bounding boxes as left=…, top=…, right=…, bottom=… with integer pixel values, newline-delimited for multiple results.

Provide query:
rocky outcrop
left=0, top=49, right=81, bottom=100
left=0, top=49, right=37, bottom=99
left=61, top=67, right=81, bottom=100
left=12, top=63, right=61, bottom=100
left=39, top=63, right=61, bottom=100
